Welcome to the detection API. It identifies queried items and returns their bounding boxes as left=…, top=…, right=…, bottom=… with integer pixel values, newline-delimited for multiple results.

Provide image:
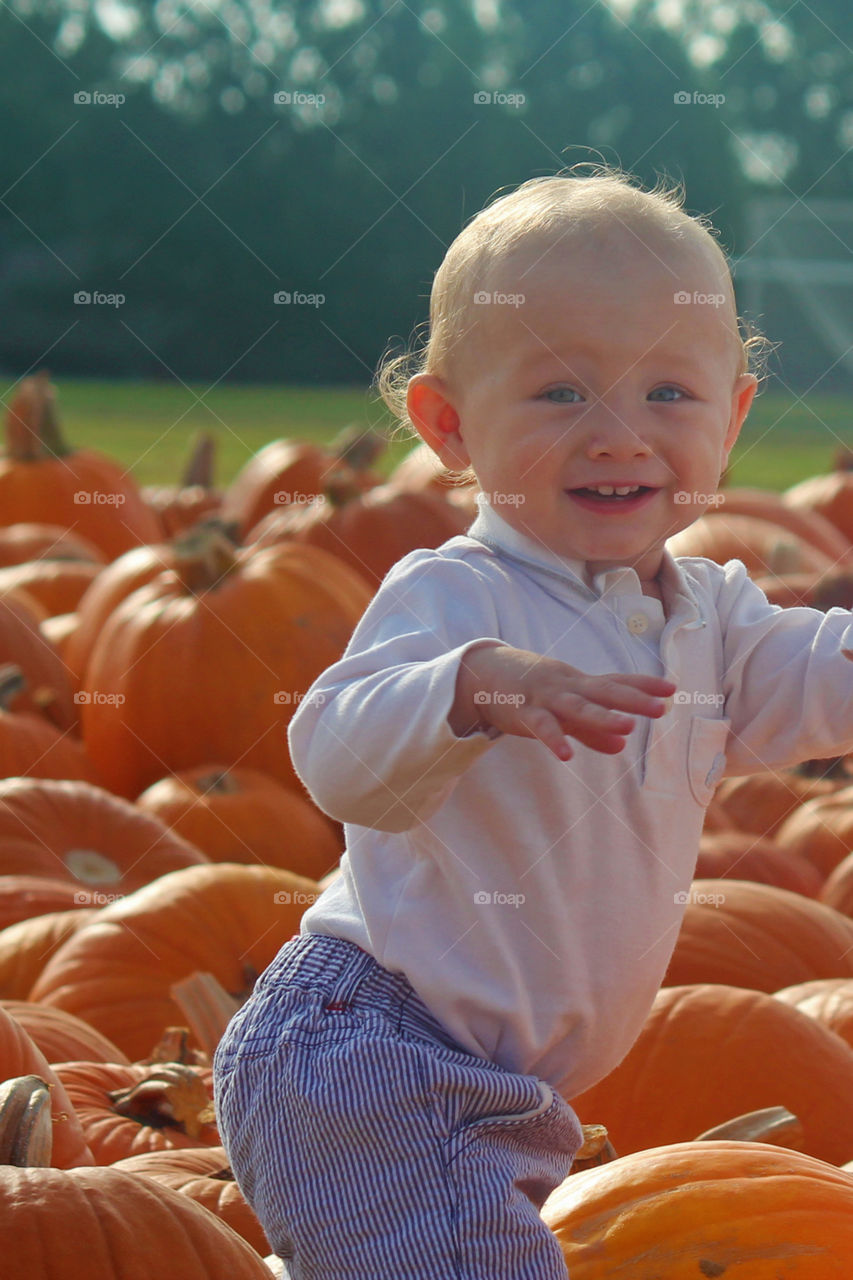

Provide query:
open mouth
left=568, top=484, right=656, bottom=503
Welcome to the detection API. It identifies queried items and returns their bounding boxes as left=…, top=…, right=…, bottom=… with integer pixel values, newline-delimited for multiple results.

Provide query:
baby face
left=411, top=233, right=756, bottom=586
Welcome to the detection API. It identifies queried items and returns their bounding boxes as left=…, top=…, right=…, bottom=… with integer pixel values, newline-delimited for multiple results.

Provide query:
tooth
left=614, top=486, right=636, bottom=495
left=596, top=485, right=615, bottom=495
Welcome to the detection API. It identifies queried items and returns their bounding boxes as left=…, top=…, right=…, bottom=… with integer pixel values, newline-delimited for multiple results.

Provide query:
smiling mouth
left=568, top=484, right=657, bottom=502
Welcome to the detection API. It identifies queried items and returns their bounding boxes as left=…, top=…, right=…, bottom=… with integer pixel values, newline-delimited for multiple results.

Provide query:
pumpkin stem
left=329, top=424, right=385, bottom=473
left=695, top=1105, right=804, bottom=1149
left=570, top=1122, right=618, bottom=1172
left=171, top=971, right=242, bottom=1058
left=0, top=664, right=26, bottom=713
left=4, top=371, right=72, bottom=463
left=181, top=432, right=216, bottom=489
left=196, top=769, right=239, bottom=796
left=171, top=525, right=239, bottom=594
left=108, top=1065, right=216, bottom=1138
left=140, top=1026, right=208, bottom=1067
left=0, top=1074, right=53, bottom=1167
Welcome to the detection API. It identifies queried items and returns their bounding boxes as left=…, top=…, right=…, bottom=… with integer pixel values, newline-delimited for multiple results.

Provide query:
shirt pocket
left=687, top=715, right=731, bottom=807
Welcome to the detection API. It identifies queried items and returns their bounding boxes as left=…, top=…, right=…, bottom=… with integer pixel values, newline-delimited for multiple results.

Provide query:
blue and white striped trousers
left=213, top=932, right=583, bottom=1279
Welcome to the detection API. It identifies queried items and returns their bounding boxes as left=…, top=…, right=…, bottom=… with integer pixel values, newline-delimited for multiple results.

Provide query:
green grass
left=1, top=376, right=851, bottom=490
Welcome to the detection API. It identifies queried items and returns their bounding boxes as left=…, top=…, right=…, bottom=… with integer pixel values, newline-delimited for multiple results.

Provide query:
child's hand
left=450, top=643, right=676, bottom=760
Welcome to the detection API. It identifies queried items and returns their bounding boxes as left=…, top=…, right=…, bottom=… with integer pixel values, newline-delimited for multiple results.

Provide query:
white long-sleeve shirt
left=288, top=499, right=853, bottom=1100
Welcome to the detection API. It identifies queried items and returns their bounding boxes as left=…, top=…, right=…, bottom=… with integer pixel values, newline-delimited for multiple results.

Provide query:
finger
left=522, top=706, right=632, bottom=759
left=575, top=675, right=676, bottom=717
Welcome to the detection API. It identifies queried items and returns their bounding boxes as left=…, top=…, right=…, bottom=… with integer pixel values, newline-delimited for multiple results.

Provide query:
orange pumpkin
left=79, top=528, right=373, bottom=798
left=112, top=1146, right=270, bottom=1255
left=0, top=1002, right=93, bottom=1167
left=713, top=770, right=839, bottom=841
left=0, top=874, right=92, bottom=930
left=250, top=478, right=471, bottom=589
left=142, top=432, right=223, bottom=537
left=785, top=470, right=853, bottom=543
left=819, top=849, right=853, bottom=918
left=666, top=512, right=834, bottom=576
left=0, top=777, right=208, bottom=894
left=665, top=879, right=853, bottom=991
left=714, top=485, right=853, bottom=560
left=695, top=832, right=823, bottom=897
left=0, top=373, right=161, bottom=559
left=0, top=559, right=102, bottom=617
left=543, top=1141, right=853, bottom=1278
left=0, top=590, right=77, bottom=731
left=776, top=785, right=853, bottom=879
left=774, top=978, right=853, bottom=1053
left=0, top=666, right=95, bottom=784
left=0, top=907, right=97, bottom=999
left=570, top=983, right=853, bottom=1164
left=135, top=764, right=342, bottom=877
left=0, top=1000, right=129, bottom=1065
left=53, top=1060, right=219, bottom=1164
left=0, top=523, right=107, bottom=568
left=30, top=862, right=322, bottom=1060
left=0, top=1166, right=272, bottom=1278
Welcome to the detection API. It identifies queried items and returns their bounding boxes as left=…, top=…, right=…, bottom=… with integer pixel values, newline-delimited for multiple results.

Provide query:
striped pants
left=213, top=933, right=583, bottom=1279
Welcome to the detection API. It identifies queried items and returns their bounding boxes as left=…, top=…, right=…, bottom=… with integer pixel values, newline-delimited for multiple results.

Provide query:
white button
left=627, top=613, right=649, bottom=635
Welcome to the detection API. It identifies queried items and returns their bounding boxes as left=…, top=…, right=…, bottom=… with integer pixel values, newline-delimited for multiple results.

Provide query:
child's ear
left=406, top=375, right=471, bottom=470
left=722, top=373, right=758, bottom=462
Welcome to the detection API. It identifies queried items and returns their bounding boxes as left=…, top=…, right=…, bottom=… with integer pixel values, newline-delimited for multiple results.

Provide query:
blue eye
left=648, top=386, right=685, bottom=402
left=543, top=386, right=583, bottom=403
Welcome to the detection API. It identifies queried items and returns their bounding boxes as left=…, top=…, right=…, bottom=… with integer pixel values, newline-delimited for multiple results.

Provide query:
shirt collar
left=466, top=496, right=699, bottom=616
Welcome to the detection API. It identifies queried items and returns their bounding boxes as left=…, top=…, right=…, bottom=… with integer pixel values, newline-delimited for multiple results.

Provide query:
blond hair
left=375, top=163, right=766, bottom=450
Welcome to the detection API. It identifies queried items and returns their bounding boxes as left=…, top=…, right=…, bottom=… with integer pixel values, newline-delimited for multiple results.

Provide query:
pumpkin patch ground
left=3, top=378, right=853, bottom=1269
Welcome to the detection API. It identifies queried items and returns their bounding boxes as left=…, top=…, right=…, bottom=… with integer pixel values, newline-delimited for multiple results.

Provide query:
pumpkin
left=819, top=849, right=853, bottom=918
left=30, top=862, right=322, bottom=1060
left=0, top=1003, right=92, bottom=1167
left=713, top=770, right=839, bottom=841
left=222, top=424, right=385, bottom=539
left=0, top=1001, right=129, bottom=1065
left=0, top=590, right=77, bottom=731
left=0, top=523, right=106, bottom=568
left=0, top=666, right=95, bottom=784
left=695, top=832, right=823, bottom=897
left=249, top=477, right=472, bottom=590
left=0, top=908, right=97, bottom=999
left=0, top=777, right=207, bottom=893
left=141, top=432, right=223, bottom=537
left=78, top=527, right=373, bottom=798
left=0, top=1166, right=272, bottom=1278
left=666, top=512, right=834, bottom=576
left=774, top=978, right=853, bottom=1054
left=665, top=879, right=853, bottom=992
left=0, top=372, right=161, bottom=559
left=570, top=983, right=853, bottom=1164
left=785, top=470, right=853, bottom=543
left=112, top=1146, right=270, bottom=1255
left=53, top=1060, right=219, bottom=1164
left=776, top=786, right=853, bottom=879
left=0, top=875, right=94, bottom=930
left=714, top=486, right=853, bottom=560
left=388, top=440, right=479, bottom=517
left=543, top=1141, right=853, bottom=1278
left=0, top=559, right=102, bottom=617
left=135, top=764, right=342, bottom=877
left=753, top=568, right=853, bottom=611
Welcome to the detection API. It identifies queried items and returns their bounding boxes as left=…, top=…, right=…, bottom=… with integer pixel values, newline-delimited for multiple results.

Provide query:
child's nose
left=584, top=409, right=652, bottom=459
